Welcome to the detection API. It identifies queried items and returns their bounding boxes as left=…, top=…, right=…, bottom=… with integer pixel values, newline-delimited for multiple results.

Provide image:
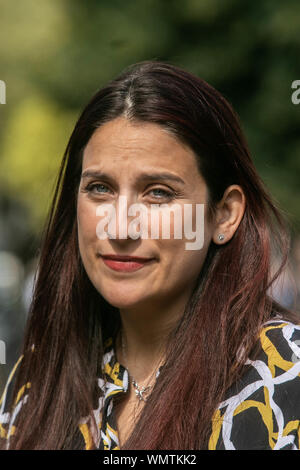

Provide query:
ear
left=212, top=185, right=246, bottom=245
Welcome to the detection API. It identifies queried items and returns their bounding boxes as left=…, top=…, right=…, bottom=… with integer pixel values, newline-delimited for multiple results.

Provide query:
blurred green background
left=1, top=0, right=300, bottom=392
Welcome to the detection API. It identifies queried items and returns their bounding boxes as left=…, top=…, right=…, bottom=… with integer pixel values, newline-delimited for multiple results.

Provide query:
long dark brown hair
left=3, top=60, right=299, bottom=449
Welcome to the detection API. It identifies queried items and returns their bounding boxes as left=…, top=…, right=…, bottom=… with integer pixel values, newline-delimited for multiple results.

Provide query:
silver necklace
left=121, top=331, right=160, bottom=402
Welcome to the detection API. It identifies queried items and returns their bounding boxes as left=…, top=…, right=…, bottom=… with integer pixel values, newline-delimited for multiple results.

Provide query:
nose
left=97, top=195, right=146, bottom=241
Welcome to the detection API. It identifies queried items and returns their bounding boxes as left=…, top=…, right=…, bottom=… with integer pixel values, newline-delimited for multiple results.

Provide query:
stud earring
left=218, top=234, right=225, bottom=241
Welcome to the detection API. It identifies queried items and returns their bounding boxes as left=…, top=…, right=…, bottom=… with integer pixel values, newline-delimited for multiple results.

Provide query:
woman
left=0, top=61, right=300, bottom=450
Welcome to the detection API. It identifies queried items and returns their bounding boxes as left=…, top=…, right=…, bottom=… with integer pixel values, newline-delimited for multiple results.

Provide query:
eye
left=147, top=187, right=175, bottom=201
left=85, top=183, right=112, bottom=195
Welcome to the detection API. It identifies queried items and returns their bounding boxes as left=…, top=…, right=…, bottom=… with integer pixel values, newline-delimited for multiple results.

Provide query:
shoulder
left=0, top=346, right=34, bottom=447
left=253, top=320, right=300, bottom=368
left=209, top=320, right=300, bottom=450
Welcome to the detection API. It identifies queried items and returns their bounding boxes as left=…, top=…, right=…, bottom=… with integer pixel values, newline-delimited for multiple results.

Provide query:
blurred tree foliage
left=0, top=0, right=299, bottom=235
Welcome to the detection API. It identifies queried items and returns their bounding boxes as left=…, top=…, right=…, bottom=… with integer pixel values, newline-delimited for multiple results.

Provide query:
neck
left=115, top=292, right=190, bottom=383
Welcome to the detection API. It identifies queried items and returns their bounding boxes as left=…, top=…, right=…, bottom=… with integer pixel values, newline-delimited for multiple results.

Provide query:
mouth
left=99, top=254, right=155, bottom=273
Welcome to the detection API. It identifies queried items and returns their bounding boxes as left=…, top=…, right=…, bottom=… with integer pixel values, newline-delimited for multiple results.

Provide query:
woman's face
left=77, top=117, right=215, bottom=311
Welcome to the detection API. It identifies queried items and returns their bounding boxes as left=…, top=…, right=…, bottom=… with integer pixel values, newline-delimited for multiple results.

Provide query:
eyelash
left=83, top=183, right=176, bottom=202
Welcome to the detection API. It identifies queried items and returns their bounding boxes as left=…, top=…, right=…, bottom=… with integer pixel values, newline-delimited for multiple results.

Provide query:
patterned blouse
left=1, top=319, right=300, bottom=450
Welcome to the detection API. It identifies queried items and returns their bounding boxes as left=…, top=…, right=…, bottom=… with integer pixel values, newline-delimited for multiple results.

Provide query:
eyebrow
left=80, top=170, right=185, bottom=185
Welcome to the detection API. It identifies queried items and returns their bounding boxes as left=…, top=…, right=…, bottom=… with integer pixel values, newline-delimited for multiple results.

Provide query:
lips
left=100, top=254, right=155, bottom=272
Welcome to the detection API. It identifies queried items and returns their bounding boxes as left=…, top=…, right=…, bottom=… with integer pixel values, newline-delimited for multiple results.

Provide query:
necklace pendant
left=135, top=388, right=146, bottom=401
left=133, top=381, right=150, bottom=401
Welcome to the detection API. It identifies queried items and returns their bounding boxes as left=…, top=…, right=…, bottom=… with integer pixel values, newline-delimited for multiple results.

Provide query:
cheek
left=175, top=243, right=208, bottom=275
left=158, top=236, right=209, bottom=284
left=77, top=200, right=97, bottom=254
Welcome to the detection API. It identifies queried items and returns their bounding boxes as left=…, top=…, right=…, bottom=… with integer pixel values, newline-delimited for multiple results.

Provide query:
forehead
left=82, top=117, right=201, bottom=181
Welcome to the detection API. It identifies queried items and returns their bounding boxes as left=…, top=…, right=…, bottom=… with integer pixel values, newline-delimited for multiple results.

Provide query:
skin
left=77, top=116, right=246, bottom=382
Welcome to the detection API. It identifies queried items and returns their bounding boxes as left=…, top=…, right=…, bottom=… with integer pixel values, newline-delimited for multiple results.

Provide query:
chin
left=99, top=289, right=149, bottom=310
